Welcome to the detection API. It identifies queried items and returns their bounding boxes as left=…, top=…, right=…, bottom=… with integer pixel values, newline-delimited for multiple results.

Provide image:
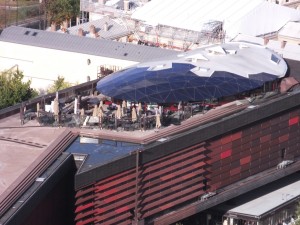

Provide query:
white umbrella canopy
left=116, top=104, right=122, bottom=119
left=92, top=105, right=98, bottom=117
left=80, top=108, right=85, bottom=116
left=98, top=106, right=104, bottom=118
left=132, top=107, right=137, bottom=122
left=137, top=102, right=142, bottom=115
left=156, top=114, right=161, bottom=128
left=121, top=100, right=127, bottom=117
left=53, top=97, right=59, bottom=116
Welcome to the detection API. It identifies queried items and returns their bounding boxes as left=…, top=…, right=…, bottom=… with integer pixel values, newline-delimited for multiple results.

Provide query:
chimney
left=104, top=22, right=108, bottom=31
left=50, top=22, right=56, bottom=31
left=78, top=28, right=84, bottom=36
left=264, top=37, right=269, bottom=45
left=281, top=40, right=287, bottom=49
left=89, top=24, right=99, bottom=38
left=124, top=0, right=129, bottom=11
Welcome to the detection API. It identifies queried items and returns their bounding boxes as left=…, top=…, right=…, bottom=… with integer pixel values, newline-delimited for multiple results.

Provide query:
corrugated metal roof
left=226, top=178, right=300, bottom=217
left=0, top=26, right=178, bottom=62
left=132, top=0, right=300, bottom=38
left=65, top=17, right=132, bottom=40
left=278, top=21, right=300, bottom=40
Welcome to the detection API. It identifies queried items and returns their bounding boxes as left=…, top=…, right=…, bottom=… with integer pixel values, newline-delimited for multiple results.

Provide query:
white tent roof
left=137, top=41, right=287, bottom=79
left=131, top=0, right=300, bottom=39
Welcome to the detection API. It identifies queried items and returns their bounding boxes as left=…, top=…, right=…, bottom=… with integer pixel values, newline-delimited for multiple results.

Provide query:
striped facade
left=74, top=105, right=300, bottom=225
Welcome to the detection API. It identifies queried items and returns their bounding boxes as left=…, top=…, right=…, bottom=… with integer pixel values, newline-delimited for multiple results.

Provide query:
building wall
left=21, top=166, right=76, bottom=225
left=207, top=108, right=300, bottom=190
left=74, top=106, right=300, bottom=225
left=0, top=42, right=137, bottom=91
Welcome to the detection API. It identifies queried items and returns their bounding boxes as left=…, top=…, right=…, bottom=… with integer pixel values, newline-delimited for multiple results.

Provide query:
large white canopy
left=131, top=0, right=300, bottom=39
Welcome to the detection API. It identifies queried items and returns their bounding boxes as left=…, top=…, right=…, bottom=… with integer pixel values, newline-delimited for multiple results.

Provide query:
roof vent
left=239, top=44, right=249, bottom=49
left=194, top=67, right=210, bottom=72
left=205, top=46, right=226, bottom=55
left=185, top=53, right=208, bottom=62
left=148, top=64, right=167, bottom=71
left=225, top=49, right=237, bottom=55
left=104, top=22, right=108, bottom=32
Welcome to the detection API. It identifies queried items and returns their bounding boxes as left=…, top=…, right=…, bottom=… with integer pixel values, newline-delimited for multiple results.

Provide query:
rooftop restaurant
left=18, top=41, right=293, bottom=133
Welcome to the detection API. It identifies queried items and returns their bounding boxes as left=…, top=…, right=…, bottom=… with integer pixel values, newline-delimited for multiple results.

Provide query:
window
left=281, top=148, right=286, bottom=159
left=203, top=178, right=207, bottom=191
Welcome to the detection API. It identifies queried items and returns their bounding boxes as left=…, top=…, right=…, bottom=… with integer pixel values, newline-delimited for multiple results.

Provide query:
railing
left=0, top=79, right=99, bottom=120
left=80, top=0, right=126, bottom=17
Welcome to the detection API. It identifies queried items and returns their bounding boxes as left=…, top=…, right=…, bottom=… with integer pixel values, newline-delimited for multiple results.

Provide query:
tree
left=47, top=75, right=72, bottom=93
left=296, top=201, right=300, bottom=225
left=45, top=0, right=80, bottom=29
left=0, top=70, right=38, bottom=110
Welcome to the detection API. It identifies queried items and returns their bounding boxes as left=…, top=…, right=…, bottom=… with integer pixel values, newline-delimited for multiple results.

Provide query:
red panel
left=230, top=167, right=241, bottom=176
left=75, top=209, right=95, bottom=221
left=75, top=192, right=95, bottom=205
left=161, top=173, right=175, bottom=181
left=142, top=187, right=204, bottom=217
left=144, top=142, right=205, bottom=169
left=75, top=202, right=94, bottom=213
left=115, top=205, right=129, bottom=213
left=95, top=169, right=135, bottom=189
left=260, top=134, right=271, bottom=143
left=220, top=149, right=232, bottom=159
left=289, top=116, right=299, bottom=126
left=143, top=146, right=206, bottom=174
left=75, top=185, right=95, bottom=198
left=102, top=190, right=132, bottom=203
left=279, top=134, right=289, bottom=143
left=104, top=188, right=118, bottom=196
left=231, top=131, right=242, bottom=141
left=76, top=217, right=96, bottom=225
left=95, top=197, right=135, bottom=215
left=221, top=142, right=232, bottom=151
left=144, top=156, right=205, bottom=181
left=141, top=169, right=203, bottom=197
left=160, top=202, right=174, bottom=210
left=94, top=207, right=105, bottom=215
left=95, top=174, right=135, bottom=192
left=221, top=135, right=232, bottom=145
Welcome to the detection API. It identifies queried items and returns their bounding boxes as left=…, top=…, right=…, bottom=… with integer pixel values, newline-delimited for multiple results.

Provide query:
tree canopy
left=0, top=70, right=38, bottom=110
left=296, top=201, right=300, bottom=225
left=47, top=75, right=72, bottom=93
left=45, top=0, right=80, bottom=26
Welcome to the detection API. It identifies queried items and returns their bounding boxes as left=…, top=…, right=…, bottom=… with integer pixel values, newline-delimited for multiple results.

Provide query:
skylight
left=271, top=54, right=280, bottom=64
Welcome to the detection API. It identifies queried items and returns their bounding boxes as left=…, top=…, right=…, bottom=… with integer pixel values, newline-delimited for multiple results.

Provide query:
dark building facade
left=1, top=59, right=300, bottom=225
left=73, top=90, right=300, bottom=225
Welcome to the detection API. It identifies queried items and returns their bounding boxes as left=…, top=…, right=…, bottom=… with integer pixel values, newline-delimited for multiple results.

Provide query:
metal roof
left=226, top=178, right=300, bottom=218
left=0, top=26, right=178, bottom=62
left=132, top=0, right=300, bottom=39
left=66, top=17, right=132, bottom=40
left=278, top=21, right=300, bottom=40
